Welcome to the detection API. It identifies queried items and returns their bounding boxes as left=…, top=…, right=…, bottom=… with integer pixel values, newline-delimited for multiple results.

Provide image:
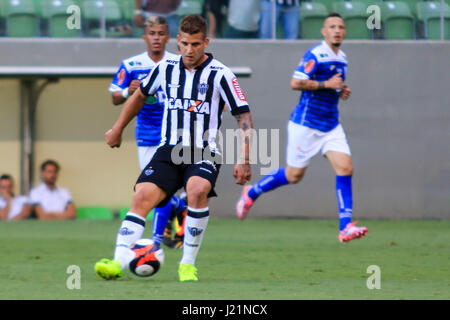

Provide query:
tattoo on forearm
left=235, top=112, right=253, bottom=164
left=296, top=80, right=325, bottom=91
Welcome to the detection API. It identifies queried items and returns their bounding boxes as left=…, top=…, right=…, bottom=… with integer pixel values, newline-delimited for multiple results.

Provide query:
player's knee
left=186, top=183, right=210, bottom=204
left=336, top=164, right=353, bottom=176
left=133, top=188, right=151, bottom=206
left=285, top=169, right=305, bottom=184
left=133, top=184, right=158, bottom=207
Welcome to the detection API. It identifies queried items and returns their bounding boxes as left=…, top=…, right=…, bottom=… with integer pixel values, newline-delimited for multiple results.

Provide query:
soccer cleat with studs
left=236, top=185, right=253, bottom=220
left=338, top=221, right=368, bottom=242
left=94, top=258, right=123, bottom=280
left=178, top=264, right=198, bottom=282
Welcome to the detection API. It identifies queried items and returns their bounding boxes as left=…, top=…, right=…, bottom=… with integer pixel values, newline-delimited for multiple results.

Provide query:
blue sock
left=171, top=195, right=187, bottom=216
left=336, top=175, right=353, bottom=231
left=248, top=168, right=290, bottom=201
left=152, top=196, right=185, bottom=245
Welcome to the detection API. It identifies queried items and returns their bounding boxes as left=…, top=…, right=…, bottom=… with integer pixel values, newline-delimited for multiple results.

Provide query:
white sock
left=180, top=207, right=210, bottom=266
left=114, top=212, right=146, bottom=269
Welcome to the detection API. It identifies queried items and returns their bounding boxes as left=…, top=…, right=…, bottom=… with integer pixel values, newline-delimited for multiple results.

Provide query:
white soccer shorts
left=138, top=146, right=160, bottom=171
left=286, top=121, right=351, bottom=169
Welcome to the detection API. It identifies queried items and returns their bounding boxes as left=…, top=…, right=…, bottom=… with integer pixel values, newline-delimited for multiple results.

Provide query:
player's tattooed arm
left=291, top=73, right=343, bottom=91
left=233, top=112, right=253, bottom=185
left=234, top=112, right=254, bottom=164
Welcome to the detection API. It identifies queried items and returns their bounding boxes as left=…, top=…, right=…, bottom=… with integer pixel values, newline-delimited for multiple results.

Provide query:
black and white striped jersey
left=140, top=53, right=250, bottom=153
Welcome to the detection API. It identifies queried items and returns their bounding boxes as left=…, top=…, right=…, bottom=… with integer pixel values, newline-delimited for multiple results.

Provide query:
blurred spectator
left=134, top=0, right=181, bottom=38
left=30, top=160, right=76, bottom=220
left=224, top=0, right=261, bottom=38
left=0, top=174, right=31, bottom=221
left=204, top=0, right=229, bottom=38
left=259, top=0, right=300, bottom=39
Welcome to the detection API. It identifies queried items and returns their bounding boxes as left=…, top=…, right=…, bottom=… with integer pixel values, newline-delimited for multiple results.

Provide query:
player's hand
left=325, top=73, right=343, bottom=90
left=340, top=85, right=352, bottom=100
left=128, top=80, right=141, bottom=96
left=105, top=128, right=122, bottom=148
left=233, top=163, right=251, bottom=185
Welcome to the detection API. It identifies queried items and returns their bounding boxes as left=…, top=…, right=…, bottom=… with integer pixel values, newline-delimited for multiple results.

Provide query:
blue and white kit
left=109, top=51, right=179, bottom=169
left=288, top=40, right=351, bottom=168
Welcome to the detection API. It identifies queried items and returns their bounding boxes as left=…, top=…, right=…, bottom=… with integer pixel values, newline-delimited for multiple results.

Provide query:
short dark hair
left=179, top=14, right=207, bottom=38
left=0, top=174, right=12, bottom=181
left=40, top=159, right=60, bottom=172
left=327, top=12, right=343, bottom=19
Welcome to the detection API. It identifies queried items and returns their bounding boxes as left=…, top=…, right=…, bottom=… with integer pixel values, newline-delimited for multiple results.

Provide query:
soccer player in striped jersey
left=96, top=14, right=253, bottom=282
left=108, top=16, right=187, bottom=252
left=236, top=13, right=368, bottom=243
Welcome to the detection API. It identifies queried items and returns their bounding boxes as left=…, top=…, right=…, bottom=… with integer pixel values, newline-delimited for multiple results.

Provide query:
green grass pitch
left=0, top=218, right=449, bottom=300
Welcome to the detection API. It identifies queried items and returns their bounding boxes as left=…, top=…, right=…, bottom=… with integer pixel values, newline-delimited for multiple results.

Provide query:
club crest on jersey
left=167, top=97, right=210, bottom=114
left=144, top=169, right=154, bottom=176
left=198, top=82, right=209, bottom=95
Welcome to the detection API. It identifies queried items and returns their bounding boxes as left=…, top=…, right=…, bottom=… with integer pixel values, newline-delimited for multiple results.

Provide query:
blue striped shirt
left=109, top=51, right=178, bottom=146
left=290, top=41, right=348, bottom=132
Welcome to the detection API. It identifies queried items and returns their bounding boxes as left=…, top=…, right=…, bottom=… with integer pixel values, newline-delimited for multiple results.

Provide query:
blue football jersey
left=290, top=41, right=348, bottom=132
left=109, top=51, right=179, bottom=146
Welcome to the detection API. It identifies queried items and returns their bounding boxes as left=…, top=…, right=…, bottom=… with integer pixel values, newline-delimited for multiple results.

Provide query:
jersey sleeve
left=62, top=189, right=73, bottom=205
left=293, top=50, right=318, bottom=80
left=19, top=195, right=30, bottom=206
left=140, top=63, right=163, bottom=97
left=219, top=68, right=250, bottom=116
left=109, top=62, right=132, bottom=93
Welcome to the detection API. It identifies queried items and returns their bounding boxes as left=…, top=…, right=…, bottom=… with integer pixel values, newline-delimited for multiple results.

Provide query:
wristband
left=122, top=88, right=129, bottom=98
left=318, top=81, right=325, bottom=90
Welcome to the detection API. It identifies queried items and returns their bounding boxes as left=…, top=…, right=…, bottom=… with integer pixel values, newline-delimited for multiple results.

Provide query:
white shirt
left=29, top=183, right=72, bottom=213
left=0, top=195, right=30, bottom=220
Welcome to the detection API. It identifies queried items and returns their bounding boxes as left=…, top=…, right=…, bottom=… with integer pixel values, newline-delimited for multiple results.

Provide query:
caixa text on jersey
left=167, top=97, right=210, bottom=114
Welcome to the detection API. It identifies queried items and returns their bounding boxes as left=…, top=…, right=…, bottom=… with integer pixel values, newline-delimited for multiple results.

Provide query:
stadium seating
left=4, top=0, right=39, bottom=37
left=119, top=0, right=133, bottom=23
left=300, top=2, right=329, bottom=39
left=314, top=0, right=343, bottom=12
left=350, top=0, right=383, bottom=8
left=333, top=1, right=372, bottom=39
left=77, top=206, right=114, bottom=220
left=398, top=0, right=421, bottom=16
left=82, top=0, right=123, bottom=37
left=39, top=0, right=80, bottom=37
left=177, top=0, right=203, bottom=18
left=416, top=1, right=450, bottom=39
left=380, top=1, right=415, bottom=39
left=0, top=1, right=6, bottom=36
